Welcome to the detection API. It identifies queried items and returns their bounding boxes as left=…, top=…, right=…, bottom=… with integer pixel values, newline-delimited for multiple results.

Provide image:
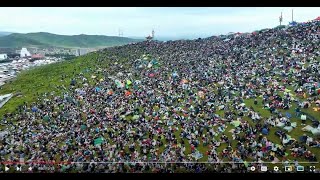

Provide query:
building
left=7, top=53, right=20, bottom=59
left=31, top=54, right=45, bottom=60
left=20, top=48, right=31, bottom=58
left=0, top=54, right=8, bottom=60
left=75, top=49, right=89, bottom=56
left=145, top=30, right=155, bottom=41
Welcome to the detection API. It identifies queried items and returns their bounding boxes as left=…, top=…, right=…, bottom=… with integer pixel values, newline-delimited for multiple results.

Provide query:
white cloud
left=0, top=7, right=319, bottom=37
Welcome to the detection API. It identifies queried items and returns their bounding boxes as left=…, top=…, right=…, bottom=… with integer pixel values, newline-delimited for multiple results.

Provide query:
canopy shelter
left=314, top=16, right=320, bottom=21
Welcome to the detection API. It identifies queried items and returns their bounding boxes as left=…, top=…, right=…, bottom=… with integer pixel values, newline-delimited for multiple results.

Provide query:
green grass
left=0, top=53, right=103, bottom=116
left=244, top=93, right=320, bottom=165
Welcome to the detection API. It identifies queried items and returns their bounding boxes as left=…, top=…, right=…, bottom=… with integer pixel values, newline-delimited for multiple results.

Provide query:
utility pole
left=118, top=28, right=123, bottom=37
left=279, top=12, right=283, bottom=25
left=292, top=9, right=294, bottom=22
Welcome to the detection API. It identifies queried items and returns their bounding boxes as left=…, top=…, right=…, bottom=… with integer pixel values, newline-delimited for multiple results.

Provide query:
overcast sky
left=0, top=7, right=319, bottom=38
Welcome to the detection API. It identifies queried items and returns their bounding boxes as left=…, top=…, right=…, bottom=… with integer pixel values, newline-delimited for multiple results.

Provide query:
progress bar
left=69, top=162, right=319, bottom=164
left=1, top=161, right=319, bottom=164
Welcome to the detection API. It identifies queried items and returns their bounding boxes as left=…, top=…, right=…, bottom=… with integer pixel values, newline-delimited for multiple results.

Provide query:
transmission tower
left=118, top=28, right=124, bottom=37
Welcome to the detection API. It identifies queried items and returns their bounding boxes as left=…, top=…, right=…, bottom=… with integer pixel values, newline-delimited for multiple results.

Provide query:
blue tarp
left=262, top=128, right=269, bottom=135
left=32, top=133, right=37, bottom=138
left=172, top=72, right=178, bottom=78
left=95, top=87, right=101, bottom=92
left=289, top=21, right=298, bottom=26
left=192, top=150, right=203, bottom=160
left=167, top=121, right=174, bottom=126
left=286, top=112, right=292, bottom=119
left=78, top=90, right=86, bottom=95
left=299, top=136, right=307, bottom=143
left=32, top=106, right=38, bottom=112
left=70, top=79, right=76, bottom=86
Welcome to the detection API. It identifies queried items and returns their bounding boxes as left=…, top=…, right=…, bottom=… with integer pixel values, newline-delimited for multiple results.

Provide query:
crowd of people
left=0, top=20, right=320, bottom=173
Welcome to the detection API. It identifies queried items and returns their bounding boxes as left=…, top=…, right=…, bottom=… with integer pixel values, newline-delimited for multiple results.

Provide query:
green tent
left=243, top=161, right=249, bottom=167
left=231, top=120, right=241, bottom=127
left=94, top=137, right=104, bottom=146
left=61, top=165, right=67, bottom=172
left=115, top=80, right=124, bottom=88
left=81, top=125, right=87, bottom=130
left=66, top=96, right=73, bottom=103
left=126, top=80, right=132, bottom=89
left=43, top=115, right=50, bottom=121
left=284, top=88, right=291, bottom=93
left=126, top=80, right=132, bottom=85
left=132, top=115, right=140, bottom=120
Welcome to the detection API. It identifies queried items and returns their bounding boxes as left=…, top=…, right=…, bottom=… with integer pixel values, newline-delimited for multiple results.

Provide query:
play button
left=250, top=166, right=256, bottom=171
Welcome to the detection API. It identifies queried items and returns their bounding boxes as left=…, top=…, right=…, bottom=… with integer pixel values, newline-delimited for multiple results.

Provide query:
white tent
left=0, top=131, right=9, bottom=140
left=0, top=54, right=7, bottom=60
left=20, top=48, right=31, bottom=57
left=0, top=94, right=13, bottom=108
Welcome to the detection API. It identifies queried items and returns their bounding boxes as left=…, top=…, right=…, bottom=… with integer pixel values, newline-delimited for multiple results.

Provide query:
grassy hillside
left=0, top=32, right=143, bottom=48
left=0, top=51, right=319, bottom=171
left=0, top=53, right=100, bottom=115
left=0, top=34, right=46, bottom=47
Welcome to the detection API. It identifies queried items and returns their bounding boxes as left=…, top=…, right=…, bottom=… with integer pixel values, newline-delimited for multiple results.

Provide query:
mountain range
left=0, top=31, right=13, bottom=37
left=0, top=32, right=143, bottom=48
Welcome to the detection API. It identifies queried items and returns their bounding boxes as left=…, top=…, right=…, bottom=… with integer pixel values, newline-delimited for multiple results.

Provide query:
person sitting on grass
left=295, top=107, right=301, bottom=117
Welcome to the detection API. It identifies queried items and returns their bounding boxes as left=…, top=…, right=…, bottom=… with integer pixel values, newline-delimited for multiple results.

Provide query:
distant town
left=0, top=47, right=97, bottom=87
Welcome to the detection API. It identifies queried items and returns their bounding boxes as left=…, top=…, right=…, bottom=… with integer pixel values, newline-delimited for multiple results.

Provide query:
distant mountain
left=0, top=31, right=13, bottom=37
left=0, top=32, right=143, bottom=48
